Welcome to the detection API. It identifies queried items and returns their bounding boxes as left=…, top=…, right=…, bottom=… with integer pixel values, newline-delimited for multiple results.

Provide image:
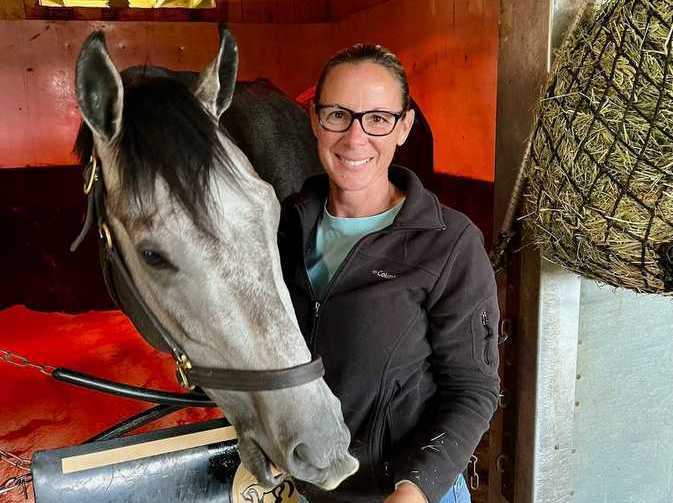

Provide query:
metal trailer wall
left=494, top=0, right=583, bottom=502
left=574, top=279, right=673, bottom=503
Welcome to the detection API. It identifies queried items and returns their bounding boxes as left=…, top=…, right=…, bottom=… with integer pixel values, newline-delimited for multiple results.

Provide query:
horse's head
left=73, top=29, right=357, bottom=490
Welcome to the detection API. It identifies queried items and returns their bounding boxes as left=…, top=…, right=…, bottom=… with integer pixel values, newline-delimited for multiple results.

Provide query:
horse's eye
left=141, top=249, right=172, bottom=270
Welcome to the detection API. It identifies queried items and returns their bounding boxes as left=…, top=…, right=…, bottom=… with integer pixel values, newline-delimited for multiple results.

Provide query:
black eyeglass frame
left=315, top=104, right=406, bottom=137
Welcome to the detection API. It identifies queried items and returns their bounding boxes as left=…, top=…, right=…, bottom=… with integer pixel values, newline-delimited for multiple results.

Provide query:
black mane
left=74, top=69, right=232, bottom=226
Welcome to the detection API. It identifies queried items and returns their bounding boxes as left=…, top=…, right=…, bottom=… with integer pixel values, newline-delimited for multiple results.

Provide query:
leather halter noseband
left=71, top=154, right=324, bottom=392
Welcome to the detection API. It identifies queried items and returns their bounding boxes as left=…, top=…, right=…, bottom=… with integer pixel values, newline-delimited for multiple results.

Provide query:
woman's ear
left=396, top=108, right=416, bottom=146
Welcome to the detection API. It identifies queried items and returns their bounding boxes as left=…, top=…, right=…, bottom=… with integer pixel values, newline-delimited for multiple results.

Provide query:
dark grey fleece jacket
left=278, top=166, right=500, bottom=503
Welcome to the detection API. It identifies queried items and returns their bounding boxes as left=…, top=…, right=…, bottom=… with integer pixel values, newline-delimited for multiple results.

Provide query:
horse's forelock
left=74, top=72, right=236, bottom=234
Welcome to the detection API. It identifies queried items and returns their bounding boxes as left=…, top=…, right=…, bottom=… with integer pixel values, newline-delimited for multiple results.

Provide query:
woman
left=278, top=44, right=500, bottom=503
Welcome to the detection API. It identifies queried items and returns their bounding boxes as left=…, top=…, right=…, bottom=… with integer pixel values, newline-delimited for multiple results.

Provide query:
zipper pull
left=481, top=311, right=493, bottom=338
left=314, top=301, right=320, bottom=318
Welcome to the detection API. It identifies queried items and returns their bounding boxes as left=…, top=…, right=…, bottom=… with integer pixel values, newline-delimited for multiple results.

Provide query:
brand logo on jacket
left=372, top=270, right=397, bottom=280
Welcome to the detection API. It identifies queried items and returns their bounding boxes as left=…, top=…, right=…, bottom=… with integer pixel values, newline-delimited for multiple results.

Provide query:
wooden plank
left=1, top=0, right=26, bottom=19
left=274, top=0, right=295, bottom=23
left=306, top=0, right=328, bottom=23
left=62, top=426, right=237, bottom=474
left=327, top=0, right=390, bottom=21
left=225, top=0, right=243, bottom=22
left=241, top=0, right=273, bottom=23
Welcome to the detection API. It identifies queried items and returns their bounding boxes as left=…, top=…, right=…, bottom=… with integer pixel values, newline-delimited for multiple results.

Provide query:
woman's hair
left=314, top=43, right=410, bottom=112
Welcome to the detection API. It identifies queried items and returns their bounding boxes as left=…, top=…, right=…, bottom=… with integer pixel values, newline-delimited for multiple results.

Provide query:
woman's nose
left=341, top=117, right=369, bottom=144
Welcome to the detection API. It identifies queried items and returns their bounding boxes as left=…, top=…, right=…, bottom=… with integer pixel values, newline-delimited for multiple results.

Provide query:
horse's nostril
left=291, top=443, right=328, bottom=471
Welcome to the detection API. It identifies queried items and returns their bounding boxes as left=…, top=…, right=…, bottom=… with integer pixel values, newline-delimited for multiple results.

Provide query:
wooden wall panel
left=11, top=0, right=376, bottom=22
left=0, top=0, right=498, bottom=183
left=0, top=0, right=25, bottom=18
left=224, top=0, right=242, bottom=22
left=336, top=0, right=499, bottom=181
left=326, top=0, right=389, bottom=21
left=0, top=21, right=221, bottom=167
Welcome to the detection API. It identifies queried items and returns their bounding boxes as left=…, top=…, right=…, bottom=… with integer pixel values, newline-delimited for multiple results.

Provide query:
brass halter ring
left=84, top=156, right=98, bottom=195
left=99, top=222, right=113, bottom=250
left=176, top=353, right=195, bottom=390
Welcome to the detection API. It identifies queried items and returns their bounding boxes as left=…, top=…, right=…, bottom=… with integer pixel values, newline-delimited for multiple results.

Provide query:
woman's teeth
left=340, top=157, right=372, bottom=167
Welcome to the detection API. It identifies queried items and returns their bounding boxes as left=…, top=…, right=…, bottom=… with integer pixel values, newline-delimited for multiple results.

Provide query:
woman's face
left=311, top=62, right=415, bottom=196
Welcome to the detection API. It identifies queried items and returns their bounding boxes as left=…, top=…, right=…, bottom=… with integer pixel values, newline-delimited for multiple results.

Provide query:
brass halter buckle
left=99, top=222, right=113, bottom=250
left=176, top=353, right=194, bottom=390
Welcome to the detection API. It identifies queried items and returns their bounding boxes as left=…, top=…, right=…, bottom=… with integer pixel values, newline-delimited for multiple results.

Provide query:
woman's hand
left=383, top=482, right=427, bottom=503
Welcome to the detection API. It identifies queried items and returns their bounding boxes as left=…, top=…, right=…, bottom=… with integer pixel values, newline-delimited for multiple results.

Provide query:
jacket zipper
left=298, top=203, right=443, bottom=352
left=481, top=311, right=494, bottom=365
left=303, top=233, right=371, bottom=353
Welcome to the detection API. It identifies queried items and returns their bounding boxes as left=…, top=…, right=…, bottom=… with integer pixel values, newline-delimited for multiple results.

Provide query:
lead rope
left=490, top=136, right=534, bottom=273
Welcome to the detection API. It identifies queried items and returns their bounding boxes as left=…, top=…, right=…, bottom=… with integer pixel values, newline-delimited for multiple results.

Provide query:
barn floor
left=0, top=305, right=223, bottom=503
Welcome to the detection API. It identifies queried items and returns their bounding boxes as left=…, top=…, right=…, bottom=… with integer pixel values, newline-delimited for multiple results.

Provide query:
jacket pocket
left=369, top=381, right=400, bottom=490
left=470, top=296, right=500, bottom=376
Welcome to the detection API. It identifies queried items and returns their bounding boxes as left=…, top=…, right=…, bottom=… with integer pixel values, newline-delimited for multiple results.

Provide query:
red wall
left=0, top=0, right=498, bottom=181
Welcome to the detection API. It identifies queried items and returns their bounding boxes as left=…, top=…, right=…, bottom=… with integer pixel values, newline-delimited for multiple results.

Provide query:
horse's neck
left=221, top=81, right=322, bottom=201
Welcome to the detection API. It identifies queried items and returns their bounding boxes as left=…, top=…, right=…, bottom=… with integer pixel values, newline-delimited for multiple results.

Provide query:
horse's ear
left=75, top=31, right=123, bottom=142
left=193, top=26, right=238, bottom=119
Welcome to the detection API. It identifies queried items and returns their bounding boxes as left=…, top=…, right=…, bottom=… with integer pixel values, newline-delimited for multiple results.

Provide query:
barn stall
left=0, top=1, right=499, bottom=502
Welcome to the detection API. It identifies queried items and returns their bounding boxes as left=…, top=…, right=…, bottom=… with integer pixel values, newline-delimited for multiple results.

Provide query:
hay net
left=522, top=0, right=673, bottom=294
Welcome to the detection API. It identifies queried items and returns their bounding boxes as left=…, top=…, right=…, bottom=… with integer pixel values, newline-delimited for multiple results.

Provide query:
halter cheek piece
left=71, top=154, right=324, bottom=392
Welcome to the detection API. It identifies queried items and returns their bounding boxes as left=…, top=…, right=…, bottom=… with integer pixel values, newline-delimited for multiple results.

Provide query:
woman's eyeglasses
left=316, top=104, right=405, bottom=136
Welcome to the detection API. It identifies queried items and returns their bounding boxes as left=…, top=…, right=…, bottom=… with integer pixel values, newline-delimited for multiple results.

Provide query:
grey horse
left=73, top=28, right=358, bottom=491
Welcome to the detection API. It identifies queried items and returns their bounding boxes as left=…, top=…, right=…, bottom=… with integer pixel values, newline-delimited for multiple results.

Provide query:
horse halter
left=71, top=154, right=324, bottom=392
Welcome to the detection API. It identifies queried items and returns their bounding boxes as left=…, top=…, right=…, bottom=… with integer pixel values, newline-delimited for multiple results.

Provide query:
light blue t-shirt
left=306, top=199, right=405, bottom=298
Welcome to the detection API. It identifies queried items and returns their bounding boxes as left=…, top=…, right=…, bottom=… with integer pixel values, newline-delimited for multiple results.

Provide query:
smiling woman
left=279, top=44, right=500, bottom=503
left=310, top=60, right=414, bottom=217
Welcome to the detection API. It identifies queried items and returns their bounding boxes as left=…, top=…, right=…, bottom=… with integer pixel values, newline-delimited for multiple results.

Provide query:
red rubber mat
left=0, top=305, right=222, bottom=502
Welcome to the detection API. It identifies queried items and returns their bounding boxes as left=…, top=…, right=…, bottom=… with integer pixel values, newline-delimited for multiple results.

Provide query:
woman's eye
left=370, top=114, right=390, bottom=123
left=329, top=111, right=346, bottom=120
left=141, top=249, right=172, bottom=270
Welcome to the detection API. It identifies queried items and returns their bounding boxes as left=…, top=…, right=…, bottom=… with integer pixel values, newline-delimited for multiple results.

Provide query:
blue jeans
left=439, top=474, right=471, bottom=503
left=298, top=474, right=470, bottom=502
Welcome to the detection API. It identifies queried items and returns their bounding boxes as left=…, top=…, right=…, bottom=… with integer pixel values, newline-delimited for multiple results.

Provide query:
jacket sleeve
left=391, top=222, right=500, bottom=503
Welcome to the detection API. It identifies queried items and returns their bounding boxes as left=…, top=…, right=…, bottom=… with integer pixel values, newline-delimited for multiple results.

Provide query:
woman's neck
left=327, top=180, right=404, bottom=218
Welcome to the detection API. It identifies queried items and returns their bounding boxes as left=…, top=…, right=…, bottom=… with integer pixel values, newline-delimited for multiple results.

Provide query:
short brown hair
left=314, top=44, right=410, bottom=112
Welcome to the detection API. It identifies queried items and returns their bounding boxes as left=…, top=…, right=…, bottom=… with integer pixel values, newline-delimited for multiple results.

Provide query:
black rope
left=85, top=404, right=185, bottom=443
left=52, top=368, right=216, bottom=407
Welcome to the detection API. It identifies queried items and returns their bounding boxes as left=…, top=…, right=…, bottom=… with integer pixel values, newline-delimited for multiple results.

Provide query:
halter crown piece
left=71, top=153, right=324, bottom=392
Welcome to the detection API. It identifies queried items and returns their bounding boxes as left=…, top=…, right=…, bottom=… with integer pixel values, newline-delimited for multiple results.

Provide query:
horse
left=72, top=28, right=358, bottom=492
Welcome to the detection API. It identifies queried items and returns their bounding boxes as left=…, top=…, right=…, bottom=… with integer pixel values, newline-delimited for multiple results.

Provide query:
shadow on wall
left=0, top=101, right=493, bottom=313
left=395, top=98, right=494, bottom=246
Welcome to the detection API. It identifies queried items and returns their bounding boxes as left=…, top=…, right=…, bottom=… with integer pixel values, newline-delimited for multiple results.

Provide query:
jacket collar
left=293, top=165, right=446, bottom=231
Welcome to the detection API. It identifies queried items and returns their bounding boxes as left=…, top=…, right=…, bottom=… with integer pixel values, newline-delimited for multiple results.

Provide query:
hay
left=522, top=0, right=673, bottom=294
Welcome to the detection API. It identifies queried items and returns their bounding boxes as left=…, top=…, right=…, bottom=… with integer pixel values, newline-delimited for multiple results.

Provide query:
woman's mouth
left=335, top=154, right=374, bottom=168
